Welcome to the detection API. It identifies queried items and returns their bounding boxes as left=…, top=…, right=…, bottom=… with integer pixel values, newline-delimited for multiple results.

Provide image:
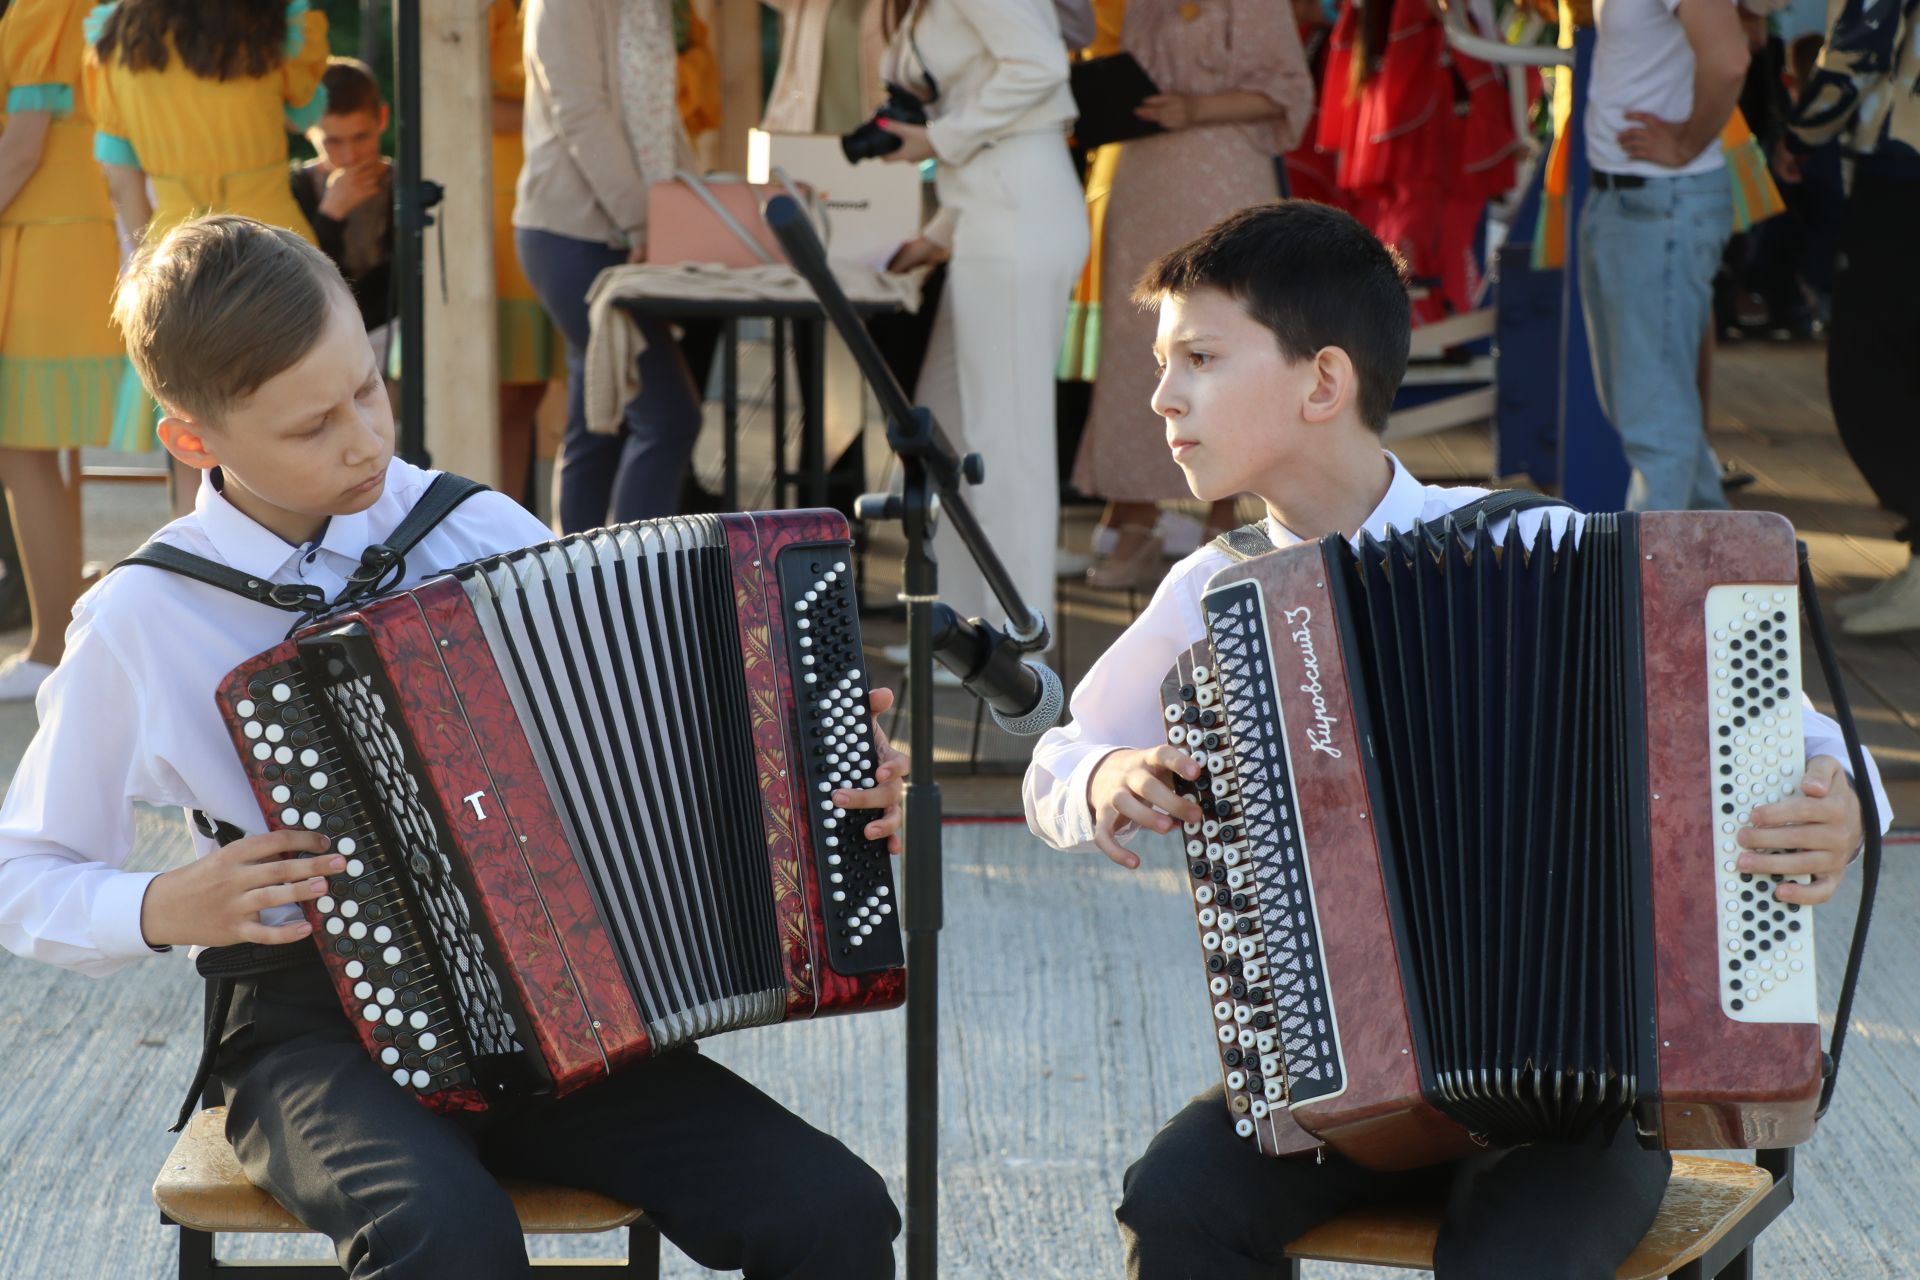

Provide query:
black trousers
left=1115, top=1087, right=1672, bottom=1280
left=1827, top=166, right=1920, bottom=545
left=209, top=961, right=898, bottom=1280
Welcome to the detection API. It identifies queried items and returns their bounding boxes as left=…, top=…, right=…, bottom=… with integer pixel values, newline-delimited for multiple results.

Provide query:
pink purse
left=645, top=170, right=820, bottom=268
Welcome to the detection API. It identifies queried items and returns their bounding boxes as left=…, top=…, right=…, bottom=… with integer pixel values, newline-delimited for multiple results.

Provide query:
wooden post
left=713, top=0, right=764, bottom=174
left=418, top=0, right=500, bottom=487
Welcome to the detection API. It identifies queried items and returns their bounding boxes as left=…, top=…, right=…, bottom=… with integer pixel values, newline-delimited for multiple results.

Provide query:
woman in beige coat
left=763, top=0, right=890, bottom=135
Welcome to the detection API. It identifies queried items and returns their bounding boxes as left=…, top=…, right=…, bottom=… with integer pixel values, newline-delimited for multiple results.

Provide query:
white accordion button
left=412, top=1070, right=432, bottom=1090
left=273, top=747, right=294, bottom=764
left=363, top=1004, right=382, bottom=1022
left=236, top=699, right=256, bottom=717
left=346, top=859, right=364, bottom=877
left=253, top=744, right=272, bottom=761
left=354, top=982, right=373, bottom=999
left=271, top=683, right=292, bottom=702
left=385, top=1009, right=404, bottom=1027
left=300, top=749, right=319, bottom=767
left=317, top=896, right=336, bottom=914
left=373, top=926, right=392, bottom=944
left=310, top=772, right=328, bottom=789
left=383, top=946, right=403, bottom=965
left=381, top=1047, right=399, bottom=1065
left=244, top=722, right=264, bottom=740
left=281, top=808, right=300, bottom=825
left=338, top=838, right=357, bottom=856
left=348, top=923, right=367, bottom=940
left=419, top=1032, right=438, bottom=1051
left=270, top=785, right=291, bottom=804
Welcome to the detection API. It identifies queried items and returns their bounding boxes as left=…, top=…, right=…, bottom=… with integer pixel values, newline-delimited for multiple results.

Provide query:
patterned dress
left=1070, top=0, right=1313, bottom=503
left=0, top=0, right=134, bottom=449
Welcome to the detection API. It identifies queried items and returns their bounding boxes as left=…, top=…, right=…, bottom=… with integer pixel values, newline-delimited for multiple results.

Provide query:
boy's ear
left=377, top=103, right=390, bottom=134
left=1301, top=346, right=1354, bottom=425
left=157, top=415, right=219, bottom=473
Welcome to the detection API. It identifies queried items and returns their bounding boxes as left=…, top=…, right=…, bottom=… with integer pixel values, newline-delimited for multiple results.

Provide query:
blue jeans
left=1577, top=170, right=1733, bottom=513
left=514, top=227, right=702, bottom=532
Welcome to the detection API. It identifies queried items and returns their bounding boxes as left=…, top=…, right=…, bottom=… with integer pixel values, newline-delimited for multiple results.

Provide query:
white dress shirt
left=0, top=459, right=553, bottom=977
left=1025, top=452, right=1893, bottom=852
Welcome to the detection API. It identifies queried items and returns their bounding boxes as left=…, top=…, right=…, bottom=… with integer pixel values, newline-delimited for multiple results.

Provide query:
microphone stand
left=765, top=196, right=1044, bottom=1280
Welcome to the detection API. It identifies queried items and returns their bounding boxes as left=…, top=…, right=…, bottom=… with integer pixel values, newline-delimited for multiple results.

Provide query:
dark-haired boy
left=1024, top=201, right=1890, bottom=1278
left=290, top=57, right=394, bottom=339
left=0, top=214, right=905, bottom=1279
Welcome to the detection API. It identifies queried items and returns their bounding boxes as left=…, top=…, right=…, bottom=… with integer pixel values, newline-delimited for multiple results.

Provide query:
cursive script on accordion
left=1161, top=510, right=1837, bottom=1169
left=216, top=510, right=904, bottom=1113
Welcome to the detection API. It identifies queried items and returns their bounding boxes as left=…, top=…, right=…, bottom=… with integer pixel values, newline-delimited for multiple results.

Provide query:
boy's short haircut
left=1787, top=33, right=1822, bottom=83
left=1134, top=201, right=1412, bottom=433
left=113, top=214, right=352, bottom=424
left=320, top=55, right=382, bottom=117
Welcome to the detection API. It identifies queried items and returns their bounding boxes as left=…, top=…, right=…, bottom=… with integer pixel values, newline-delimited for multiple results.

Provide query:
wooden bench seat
left=1284, top=1154, right=1776, bottom=1279
left=155, top=1107, right=660, bottom=1277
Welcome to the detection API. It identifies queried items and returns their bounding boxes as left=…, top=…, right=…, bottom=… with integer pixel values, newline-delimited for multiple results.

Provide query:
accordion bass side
left=1161, top=510, right=1834, bottom=1170
left=216, top=511, right=903, bottom=1113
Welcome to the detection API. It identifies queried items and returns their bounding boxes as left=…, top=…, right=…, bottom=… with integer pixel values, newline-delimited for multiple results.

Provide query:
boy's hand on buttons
left=1087, top=745, right=1206, bottom=870
left=140, top=829, right=342, bottom=948
left=1737, top=755, right=1862, bottom=907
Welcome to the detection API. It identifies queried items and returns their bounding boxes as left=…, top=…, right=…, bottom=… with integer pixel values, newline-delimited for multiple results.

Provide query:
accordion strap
left=113, top=472, right=488, bottom=632
left=1208, top=488, right=1577, bottom=564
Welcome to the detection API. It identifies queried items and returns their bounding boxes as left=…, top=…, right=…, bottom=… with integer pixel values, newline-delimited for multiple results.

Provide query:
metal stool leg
left=627, top=1219, right=663, bottom=1279
left=176, top=1223, right=215, bottom=1280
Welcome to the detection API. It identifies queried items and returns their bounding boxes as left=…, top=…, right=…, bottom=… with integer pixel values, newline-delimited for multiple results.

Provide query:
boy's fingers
left=247, top=877, right=331, bottom=911
left=1149, top=744, right=1204, bottom=781
left=1800, top=755, right=1845, bottom=796
left=246, top=853, right=348, bottom=887
left=1784, top=873, right=1839, bottom=906
left=868, top=687, right=896, bottom=717
left=1740, top=848, right=1845, bottom=877
left=243, top=919, right=315, bottom=946
left=227, top=830, right=332, bottom=863
left=1136, top=774, right=1203, bottom=825
left=1113, top=791, right=1173, bottom=835
left=1093, top=818, right=1140, bottom=869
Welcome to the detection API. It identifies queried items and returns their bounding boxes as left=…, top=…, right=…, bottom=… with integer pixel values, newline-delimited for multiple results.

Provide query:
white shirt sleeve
left=1024, top=553, right=1220, bottom=852
left=0, top=609, right=164, bottom=976
left=1801, top=702, right=1895, bottom=834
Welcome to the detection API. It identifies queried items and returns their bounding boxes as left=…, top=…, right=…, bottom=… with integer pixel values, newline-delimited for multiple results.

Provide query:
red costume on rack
left=1313, top=0, right=1525, bottom=320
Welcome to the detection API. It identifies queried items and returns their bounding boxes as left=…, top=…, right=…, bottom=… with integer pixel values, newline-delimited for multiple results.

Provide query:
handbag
left=645, top=169, right=824, bottom=268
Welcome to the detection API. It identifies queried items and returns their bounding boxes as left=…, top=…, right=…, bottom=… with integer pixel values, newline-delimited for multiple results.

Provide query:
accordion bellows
left=219, top=511, right=904, bottom=1112
left=1162, top=511, right=1823, bottom=1169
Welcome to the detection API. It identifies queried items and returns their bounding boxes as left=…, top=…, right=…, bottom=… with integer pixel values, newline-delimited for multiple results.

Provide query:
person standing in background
left=83, top=0, right=331, bottom=516
left=1068, top=0, right=1313, bottom=590
left=1781, top=0, right=1920, bottom=634
left=0, top=0, right=135, bottom=700
left=879, top=0, right=1090, bottom=646
left=763, top=0, right=888, bottom=135
left=1576, top=0, right=1750, bottom=512
left=514, top=0, right=704, bottom=533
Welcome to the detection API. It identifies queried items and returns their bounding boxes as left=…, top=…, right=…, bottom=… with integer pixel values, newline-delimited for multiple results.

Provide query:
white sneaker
left=1840, top=561, right=1920, bottom=636
left=1056, top=547, right=1098, bottom=578
left=1834, top=569, right=1911, bottom=618
left=878, top=642, right=964, bottom=686
left=0, top=655, right=54, bottom=702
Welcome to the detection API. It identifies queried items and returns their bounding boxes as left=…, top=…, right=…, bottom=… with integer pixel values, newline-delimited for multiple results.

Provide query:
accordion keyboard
left=226, top=654, right=502, bottom=1097
left=776, top=549, right=900, bottom=974
left=1705, top=585, right=1815, bottom=1022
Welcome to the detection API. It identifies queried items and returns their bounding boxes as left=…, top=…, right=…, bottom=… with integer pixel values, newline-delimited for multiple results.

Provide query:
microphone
left=926, top=604, right=1065, bottom=736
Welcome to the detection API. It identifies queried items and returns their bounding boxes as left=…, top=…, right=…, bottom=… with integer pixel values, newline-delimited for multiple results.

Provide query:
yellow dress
left=80, top=0, right=327, bottom=246
left=489, top=0, right=564, bottom=386
left=0, top=0, right=133, bottom=449
left=1058, top=0, right=1128, bottom=382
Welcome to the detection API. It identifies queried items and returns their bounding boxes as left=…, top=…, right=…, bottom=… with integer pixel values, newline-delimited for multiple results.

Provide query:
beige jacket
left=762, top=0, right=890, bottom=133
left=516, top=0, right=684, bottom=246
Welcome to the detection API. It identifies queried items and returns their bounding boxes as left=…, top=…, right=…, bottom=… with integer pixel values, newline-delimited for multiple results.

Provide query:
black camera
left=840, top=82, right=931, bottom=164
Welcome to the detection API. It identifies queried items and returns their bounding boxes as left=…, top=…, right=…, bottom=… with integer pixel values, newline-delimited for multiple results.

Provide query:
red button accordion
left=1161, top=511, right=1828, bottom=1169
left=217, top=510, right=904, bottom=1112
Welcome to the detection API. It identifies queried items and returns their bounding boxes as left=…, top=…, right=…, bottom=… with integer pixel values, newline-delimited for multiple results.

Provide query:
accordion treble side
left=216, top=510, right=904, bottom=1112
left=1165, top=510, right=1824, bottom=1168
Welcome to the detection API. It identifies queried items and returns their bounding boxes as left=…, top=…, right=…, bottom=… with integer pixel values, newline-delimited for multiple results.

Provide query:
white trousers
left=912, top=130, right=1089, bottom=636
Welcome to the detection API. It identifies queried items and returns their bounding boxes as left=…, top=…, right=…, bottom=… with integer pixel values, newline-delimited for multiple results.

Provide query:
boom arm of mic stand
left=765, top=195, right=1044, bottom=646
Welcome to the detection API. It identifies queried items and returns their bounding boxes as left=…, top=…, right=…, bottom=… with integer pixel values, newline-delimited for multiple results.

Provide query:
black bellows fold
left=1336, top=514, right=1654, bottom=1144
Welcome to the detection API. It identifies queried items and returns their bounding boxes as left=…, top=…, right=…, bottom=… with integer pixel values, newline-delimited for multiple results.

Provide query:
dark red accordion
left=1161, top=511, right=1825, bottom=1169
left=217, top=511, right=904, bottom=1112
